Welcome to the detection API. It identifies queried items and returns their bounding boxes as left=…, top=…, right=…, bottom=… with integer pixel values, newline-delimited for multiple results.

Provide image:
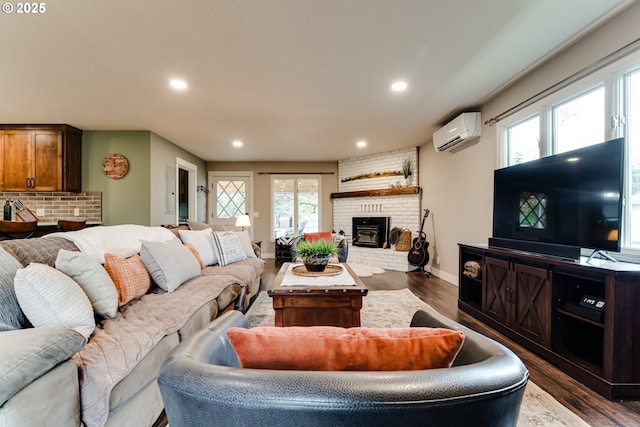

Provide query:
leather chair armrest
left=159, top=310, right=529, bottom=427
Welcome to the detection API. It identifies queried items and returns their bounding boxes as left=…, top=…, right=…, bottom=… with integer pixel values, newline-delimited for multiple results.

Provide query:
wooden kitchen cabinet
left=0, top=125, right=82, bottom=192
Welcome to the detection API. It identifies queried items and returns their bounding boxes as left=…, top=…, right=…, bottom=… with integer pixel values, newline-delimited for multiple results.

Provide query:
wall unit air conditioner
left=433, top=112, right=481, bottom=152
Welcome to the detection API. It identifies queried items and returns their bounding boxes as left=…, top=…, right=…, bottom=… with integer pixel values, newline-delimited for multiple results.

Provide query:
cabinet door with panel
left=32, top=130, right=63, bottom=191
left=512, top=263, right=551, bottom=346
left=3, top=130, right=34, bottom=191
left=483, top=256, right=510, bottom=324
left=1, top=125, right=80, bottom=192
left=483, top=256, right=551, bottom=346
left=0, top=131, right=4, bottom=188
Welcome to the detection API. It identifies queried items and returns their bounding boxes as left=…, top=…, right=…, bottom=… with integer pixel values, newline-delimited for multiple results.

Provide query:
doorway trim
left=176, top=157, right=198, bottom=224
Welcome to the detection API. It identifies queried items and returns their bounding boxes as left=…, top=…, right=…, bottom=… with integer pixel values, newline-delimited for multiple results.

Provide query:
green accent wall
left=82, top=131, right=151, bottom=226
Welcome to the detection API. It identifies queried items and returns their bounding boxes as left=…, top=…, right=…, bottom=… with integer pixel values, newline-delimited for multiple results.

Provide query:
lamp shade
left=235, top=214, right=251, bottom=228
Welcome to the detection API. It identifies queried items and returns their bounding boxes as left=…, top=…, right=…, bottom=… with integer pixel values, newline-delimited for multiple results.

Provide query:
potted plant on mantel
left=402, top=158, right=412, bottom=186
left=296, top=239, right=339, bottom=272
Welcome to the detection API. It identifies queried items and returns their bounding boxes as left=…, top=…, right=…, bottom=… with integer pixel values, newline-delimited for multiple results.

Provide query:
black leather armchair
left=158, top=309, right=528, bottom=427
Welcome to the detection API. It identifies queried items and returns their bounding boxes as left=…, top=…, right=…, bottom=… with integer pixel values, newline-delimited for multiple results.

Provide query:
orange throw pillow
left=184, top=243, right=205, bottom=269
left=227, top=326, right=464, bottom=371
left=304, top=231, right=333, bottom=243
left=104, top=253, right=151, bottom=306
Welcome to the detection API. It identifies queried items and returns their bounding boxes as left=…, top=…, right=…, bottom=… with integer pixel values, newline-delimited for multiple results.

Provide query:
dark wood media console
left=458, top=243, right=640, bottom=400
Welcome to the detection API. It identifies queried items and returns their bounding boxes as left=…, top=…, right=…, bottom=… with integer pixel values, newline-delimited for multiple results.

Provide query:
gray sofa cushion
left=0, top=327, right=86, bottom=406
left=0, top=246, right=27, bottom=329
left=0, top=236, right=79, bottom=267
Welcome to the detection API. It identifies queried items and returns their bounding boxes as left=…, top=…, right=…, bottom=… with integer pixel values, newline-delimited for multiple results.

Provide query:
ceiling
left=0, top=0, right=636, bottom=162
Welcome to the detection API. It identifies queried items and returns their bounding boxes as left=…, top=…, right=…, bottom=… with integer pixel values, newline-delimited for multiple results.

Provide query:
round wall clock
left=102, top=153, right=129, bottom=179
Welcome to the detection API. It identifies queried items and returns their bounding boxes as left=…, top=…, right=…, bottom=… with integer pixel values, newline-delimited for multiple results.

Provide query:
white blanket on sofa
left=45, top=224, right=175, bottom=263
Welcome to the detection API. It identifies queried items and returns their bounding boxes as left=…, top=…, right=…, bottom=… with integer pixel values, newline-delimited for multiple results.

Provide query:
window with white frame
left=552, top=85, right=605, bottom=154
left=271, top=176, right=320, bottom=240
left=624, top=66, right=640, bottom=247
left=504, top=115, right=540, bottom=166
left=498, top=50, right=640, bottom=252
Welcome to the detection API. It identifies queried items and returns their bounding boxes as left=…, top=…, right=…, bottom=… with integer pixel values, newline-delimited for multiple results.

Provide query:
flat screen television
left=490, top=138, right=624, bottom=260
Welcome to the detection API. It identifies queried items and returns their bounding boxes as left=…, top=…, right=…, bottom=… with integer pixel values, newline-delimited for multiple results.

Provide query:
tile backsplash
left=0, top=192, right=102, bottom=224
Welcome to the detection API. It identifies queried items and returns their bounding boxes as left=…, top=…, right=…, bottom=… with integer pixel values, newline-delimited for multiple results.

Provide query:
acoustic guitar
left=407, top=209, right=430, bottom=269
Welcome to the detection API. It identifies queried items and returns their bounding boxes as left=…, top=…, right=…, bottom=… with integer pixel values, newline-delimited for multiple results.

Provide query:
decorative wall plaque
left=102, top=153, right=129, bottom=179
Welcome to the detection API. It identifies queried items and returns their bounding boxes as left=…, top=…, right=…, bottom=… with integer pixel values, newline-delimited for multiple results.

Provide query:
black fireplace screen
left=352, top=217, right=390, bottom=248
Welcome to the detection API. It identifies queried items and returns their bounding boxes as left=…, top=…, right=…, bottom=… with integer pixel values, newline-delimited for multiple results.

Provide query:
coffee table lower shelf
left=267, top=263, right=368, bottom=327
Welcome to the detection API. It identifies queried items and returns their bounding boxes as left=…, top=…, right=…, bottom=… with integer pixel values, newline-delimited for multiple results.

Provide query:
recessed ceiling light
left=356, top=140, right=367, bottom=148
left=169, top=79, right=188, bottom=90
left=391, top=80, right=408, bottom=92
left=232, top=140, right=243, bottom=147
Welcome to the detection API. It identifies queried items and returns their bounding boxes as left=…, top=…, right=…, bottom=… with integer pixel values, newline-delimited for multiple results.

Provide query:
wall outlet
left=74, top=208, right=80, bottom=217
left=253, top=211, right=259, bottom=217
left=436, top=256, right=440, bottom=265
left=36, top=208, right=45, bottom=217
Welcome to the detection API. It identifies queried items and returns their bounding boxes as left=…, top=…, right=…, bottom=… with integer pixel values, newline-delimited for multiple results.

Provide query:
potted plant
left=402, top=158, right=412, bottom=186
left=296, top=239, right=339, bottom=272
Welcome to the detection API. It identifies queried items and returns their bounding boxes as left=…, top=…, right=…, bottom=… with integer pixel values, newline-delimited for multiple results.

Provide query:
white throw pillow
left=14, top=263, right=95, bottom=339
left=235, top=230, right=257, bottom=259
left=212, top=231, right=247, bottom=266
left=140, top=238, right=201, bottom=292
left=55, top=249, right=119, bottom=318
left=178, top=228, right=218, bottom=266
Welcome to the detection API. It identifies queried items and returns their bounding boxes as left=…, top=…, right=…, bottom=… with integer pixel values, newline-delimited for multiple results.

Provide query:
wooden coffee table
left=267, top=263, right=368, bottom=327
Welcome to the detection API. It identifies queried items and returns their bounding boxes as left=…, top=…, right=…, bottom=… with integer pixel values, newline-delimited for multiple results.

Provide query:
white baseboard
left=428, top=267, right=458, bottom=286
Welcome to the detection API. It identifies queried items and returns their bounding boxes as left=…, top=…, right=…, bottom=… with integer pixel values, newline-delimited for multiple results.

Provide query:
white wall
left=421, top=2, right=640, bottom=283
left=420, top=135, right=494, bottom=284
left=149, top=132, right=207, bottom=226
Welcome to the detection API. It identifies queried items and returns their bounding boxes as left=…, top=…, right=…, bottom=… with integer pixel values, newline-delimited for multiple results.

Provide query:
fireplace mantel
left=330, top=186, right=421, bottom=199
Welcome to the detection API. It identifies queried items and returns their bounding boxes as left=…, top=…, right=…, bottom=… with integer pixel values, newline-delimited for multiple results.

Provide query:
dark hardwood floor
left=156, top=259, right=640, bottom=426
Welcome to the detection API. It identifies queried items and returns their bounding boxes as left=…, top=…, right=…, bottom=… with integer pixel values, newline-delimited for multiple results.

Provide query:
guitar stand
left=408, top=265, right=431, bottom=278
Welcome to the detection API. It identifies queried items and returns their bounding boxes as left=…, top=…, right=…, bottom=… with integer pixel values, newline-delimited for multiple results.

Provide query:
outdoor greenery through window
left=505, top=115, right=540, bottom=166
left=499, top=50, right=640, bottom=252
left=552, top=86, right=605, bottom=154
left=519, top=192, right=547, bottom=229
left=272, top=176, right=320, bottom=240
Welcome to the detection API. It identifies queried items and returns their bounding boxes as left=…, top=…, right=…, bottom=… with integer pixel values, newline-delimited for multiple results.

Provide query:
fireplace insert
left=352, top=217, right=390, bottom=248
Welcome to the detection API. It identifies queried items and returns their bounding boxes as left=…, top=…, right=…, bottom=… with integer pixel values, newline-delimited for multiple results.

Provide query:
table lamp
left=235, top=213, right=251, bottom=231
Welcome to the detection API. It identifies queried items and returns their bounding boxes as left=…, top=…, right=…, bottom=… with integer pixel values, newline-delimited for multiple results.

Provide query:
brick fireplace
left=332, top=147, right=421, bottom=272
left=352, top=216, right=390, bottom=248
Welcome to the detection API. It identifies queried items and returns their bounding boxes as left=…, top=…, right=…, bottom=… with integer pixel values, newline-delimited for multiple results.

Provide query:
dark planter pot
left=303, top=255, right=330, bottom=272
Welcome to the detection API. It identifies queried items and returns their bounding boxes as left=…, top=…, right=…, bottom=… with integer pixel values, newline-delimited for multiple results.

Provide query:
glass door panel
left=271, top=176, right=320, bottom=240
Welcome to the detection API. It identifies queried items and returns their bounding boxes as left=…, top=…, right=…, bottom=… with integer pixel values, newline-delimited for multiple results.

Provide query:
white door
left=208, top=172, right=252, bottom=230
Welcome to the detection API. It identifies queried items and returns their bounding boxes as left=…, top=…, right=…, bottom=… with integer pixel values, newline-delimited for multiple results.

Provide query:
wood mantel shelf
left=330, top=186, right=421, bottom=199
